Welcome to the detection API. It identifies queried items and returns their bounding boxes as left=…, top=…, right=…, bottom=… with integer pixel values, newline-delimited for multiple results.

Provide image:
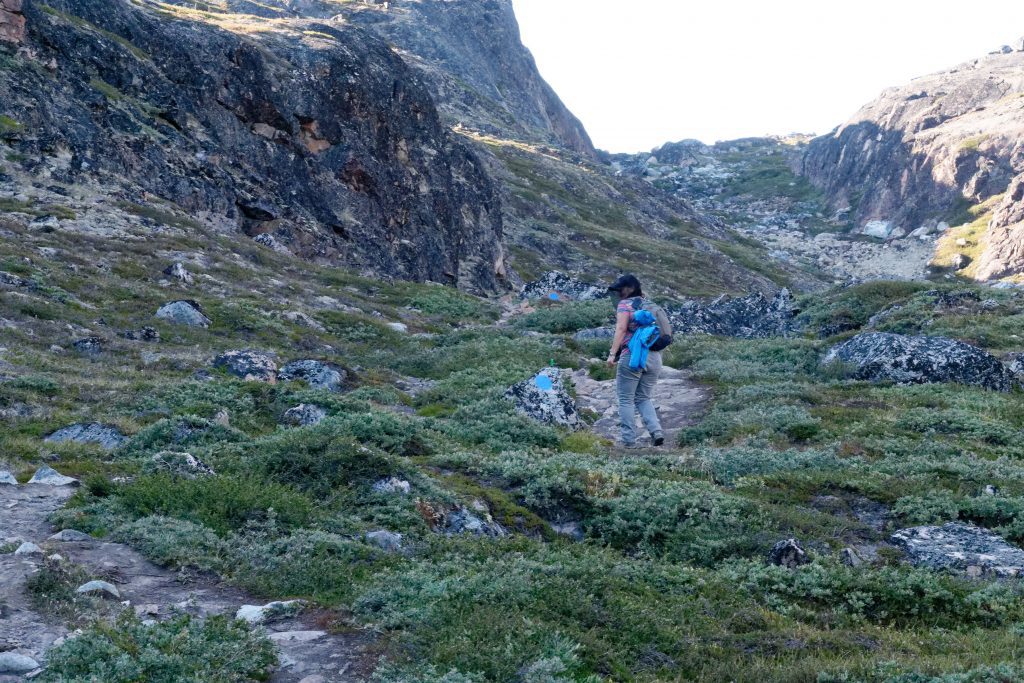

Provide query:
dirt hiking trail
left=0, top=482, right=375, bottom=682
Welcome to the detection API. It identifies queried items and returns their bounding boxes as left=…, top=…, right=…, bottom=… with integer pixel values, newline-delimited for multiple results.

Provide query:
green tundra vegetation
left=3, top=206, right=1024, bottom=682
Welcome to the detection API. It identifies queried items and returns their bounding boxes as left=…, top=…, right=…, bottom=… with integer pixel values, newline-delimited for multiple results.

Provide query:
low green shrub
left=724, top=559, right=1024, bottom=627
left=116, top=415, right=249, bottom=458
left=697, top=444, right=848, bottom=485
left=39, top=612, right=276, bottom=683
left=586, top=481, right=770, bottom=565
left=114, top=473, right=314, bottom=535
left=513, top=300, right=612, bottom=334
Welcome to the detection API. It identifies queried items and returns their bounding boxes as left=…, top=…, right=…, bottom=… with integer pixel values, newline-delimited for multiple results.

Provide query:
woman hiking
left=605, top=274, right=672, bottom=448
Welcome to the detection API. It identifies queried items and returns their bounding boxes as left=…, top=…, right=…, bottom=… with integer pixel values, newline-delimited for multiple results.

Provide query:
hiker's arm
left=607, top=311, right=630, bottom=366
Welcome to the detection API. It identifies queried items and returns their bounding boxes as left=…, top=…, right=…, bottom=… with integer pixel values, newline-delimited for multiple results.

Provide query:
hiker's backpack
left=631, top=297, right=673, bottom=352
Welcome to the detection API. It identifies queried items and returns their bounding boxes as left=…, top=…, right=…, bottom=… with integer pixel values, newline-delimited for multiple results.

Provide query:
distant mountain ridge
left=800, top=42, right=1024, bottom=279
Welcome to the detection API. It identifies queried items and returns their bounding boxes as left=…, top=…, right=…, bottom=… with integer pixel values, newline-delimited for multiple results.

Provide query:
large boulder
left=44, top=423, right=126, bottom=450
left=504, top=367, right=581, bottom=430
left=823, top=332, right=1015, bottom=391
left=668, top=289, right=798, bottom=339
left=155, top=300, right=211, bottom=328
left=213, top=350, right=278, bottom=383
left=892, top=522, right=1024, bottom=578
left=278, top=360, right=346, bottom=393
left=521, top=272, right=607, bottom=302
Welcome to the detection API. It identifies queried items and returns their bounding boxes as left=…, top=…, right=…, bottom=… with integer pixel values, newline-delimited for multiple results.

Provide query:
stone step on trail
left=571, top=365, right=710, bottom=446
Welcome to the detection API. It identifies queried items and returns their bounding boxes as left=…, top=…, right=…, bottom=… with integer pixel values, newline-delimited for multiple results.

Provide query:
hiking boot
left=652, top=435, right=665, bottom=447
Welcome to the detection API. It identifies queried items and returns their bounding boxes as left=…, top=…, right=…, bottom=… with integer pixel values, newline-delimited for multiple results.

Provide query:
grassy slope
left=467, top=133, right=797, bottom=298
left=4, top=177, right=1024, bottom=682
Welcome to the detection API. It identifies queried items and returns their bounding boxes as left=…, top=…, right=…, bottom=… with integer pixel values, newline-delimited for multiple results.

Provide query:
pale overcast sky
left=512, top=0, right=1024, bottom=153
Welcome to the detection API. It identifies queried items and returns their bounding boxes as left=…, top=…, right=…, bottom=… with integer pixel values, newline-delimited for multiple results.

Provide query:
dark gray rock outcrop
left=213, top=350, right=278, bottom=383
left=892, top=522, right=1024, bottom=578
left=823, top=332, right=1015, bottom=391
left=768, top=539, right=809, bottom=568
left=668, top=289, right=799, bottom=338
left=278, top=360, right=346, bottom=393
left=282, top=404, right=327, bottom=427
left=521, top=271, right=607, bottom=302
left=72, top=337, right=103, bottom=356
left=5, top=0, right=506, bottom=292
left=44, top=423, right=126, bottom=450
left=504, top=368, right=581, bottom=430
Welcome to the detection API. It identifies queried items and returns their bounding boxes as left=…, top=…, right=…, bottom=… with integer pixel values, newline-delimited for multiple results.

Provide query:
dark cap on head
left=608, top=274, right=643, bottom=297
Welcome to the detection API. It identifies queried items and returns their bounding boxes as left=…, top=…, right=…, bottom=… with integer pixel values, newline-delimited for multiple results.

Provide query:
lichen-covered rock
left=72, top=336, right=104, bottom=356
left=278, top=360, right=346, bottom=393
left=149, top=451, right=215, bottom=479
left=668, top=288, right=798, bottom=339
left=373, top=477, right=411, bottom=495
left=504, top=367, right=581, bottom=430
left=0, top=652, right=38, bottom=675
left=44, top=423, right=126, bottom=449
left=768, top=538, right=809, bottom=568
left=122, top=326, right=161, bottom=342
left=282, top=404, right=327, bottom=427
left=163, top=262, right=194, bottom=285
left=213, top=350, right=278, bottom=383
left=14, top=542, right=42, bottom=555
left=572, top=327, right=614, bottom=343
left=365, top=530, right=403, bottom=552
left=0, top=470, right=18, bottom=485
left=823, top=332, right=1015, bottom=391
left=891, top=522, right=1024, bottom=578
left=49, top=529, right=92, bottom=542
left=235, top=600, right=305, bottom=625
left=521, top=271, right=606, bottom=302
left=75, top=579, right=121, bottom=599
left=155, top=300, right=211, bottom=328
left=444, top=505, right=507, bottom=538
left=27, top=465, right=78, bottom=486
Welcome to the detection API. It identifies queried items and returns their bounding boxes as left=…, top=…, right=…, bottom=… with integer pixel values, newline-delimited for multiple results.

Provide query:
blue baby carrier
left=627, top=310, right=660, bottom=370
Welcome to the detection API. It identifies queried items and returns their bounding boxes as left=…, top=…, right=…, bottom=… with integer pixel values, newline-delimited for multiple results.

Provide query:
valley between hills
left=2, top=2, right=1024, bottom=682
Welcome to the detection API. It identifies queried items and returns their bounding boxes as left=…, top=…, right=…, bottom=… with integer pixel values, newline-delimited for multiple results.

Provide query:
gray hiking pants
left=616, top=349, right=663, bottom=446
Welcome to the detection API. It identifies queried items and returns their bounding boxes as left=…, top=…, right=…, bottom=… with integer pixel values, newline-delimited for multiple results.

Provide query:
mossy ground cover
left=3, top=191, right=1024, bottom=683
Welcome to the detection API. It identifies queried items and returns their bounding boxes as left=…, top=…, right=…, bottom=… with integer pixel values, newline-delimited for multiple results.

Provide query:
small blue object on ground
left=534, top=374, right=554, bottom=391
left=548, top=292, right=560, bottom=301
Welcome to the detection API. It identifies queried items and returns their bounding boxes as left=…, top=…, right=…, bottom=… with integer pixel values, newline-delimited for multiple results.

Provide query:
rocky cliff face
left=0, top=0, right=24, bottom=43
left=340, top=0, right=598, bottom=159
left=802, top=46, right=1024, bottom=246
left=195, top=0, right=596, bottom=159
left=1, top=0, right=507, bottom=292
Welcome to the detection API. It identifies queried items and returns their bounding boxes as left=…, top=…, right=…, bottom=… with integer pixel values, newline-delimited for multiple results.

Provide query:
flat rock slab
left=27, top=465, right=78, bottom=487
left=0, top=482, right=375, bottom=682
left=892, top=522, right=1024, bottom=578
left=43, top=423, right=126, bottom=450
left=572, top=365, right=710, bottom=445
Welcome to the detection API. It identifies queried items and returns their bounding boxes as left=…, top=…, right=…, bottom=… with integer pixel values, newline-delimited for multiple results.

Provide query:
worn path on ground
left=0, top=481, right=375, bottom=682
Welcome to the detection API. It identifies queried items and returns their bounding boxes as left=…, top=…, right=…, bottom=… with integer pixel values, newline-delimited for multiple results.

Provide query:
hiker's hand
left=606, top=354, right=616, bottom=367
